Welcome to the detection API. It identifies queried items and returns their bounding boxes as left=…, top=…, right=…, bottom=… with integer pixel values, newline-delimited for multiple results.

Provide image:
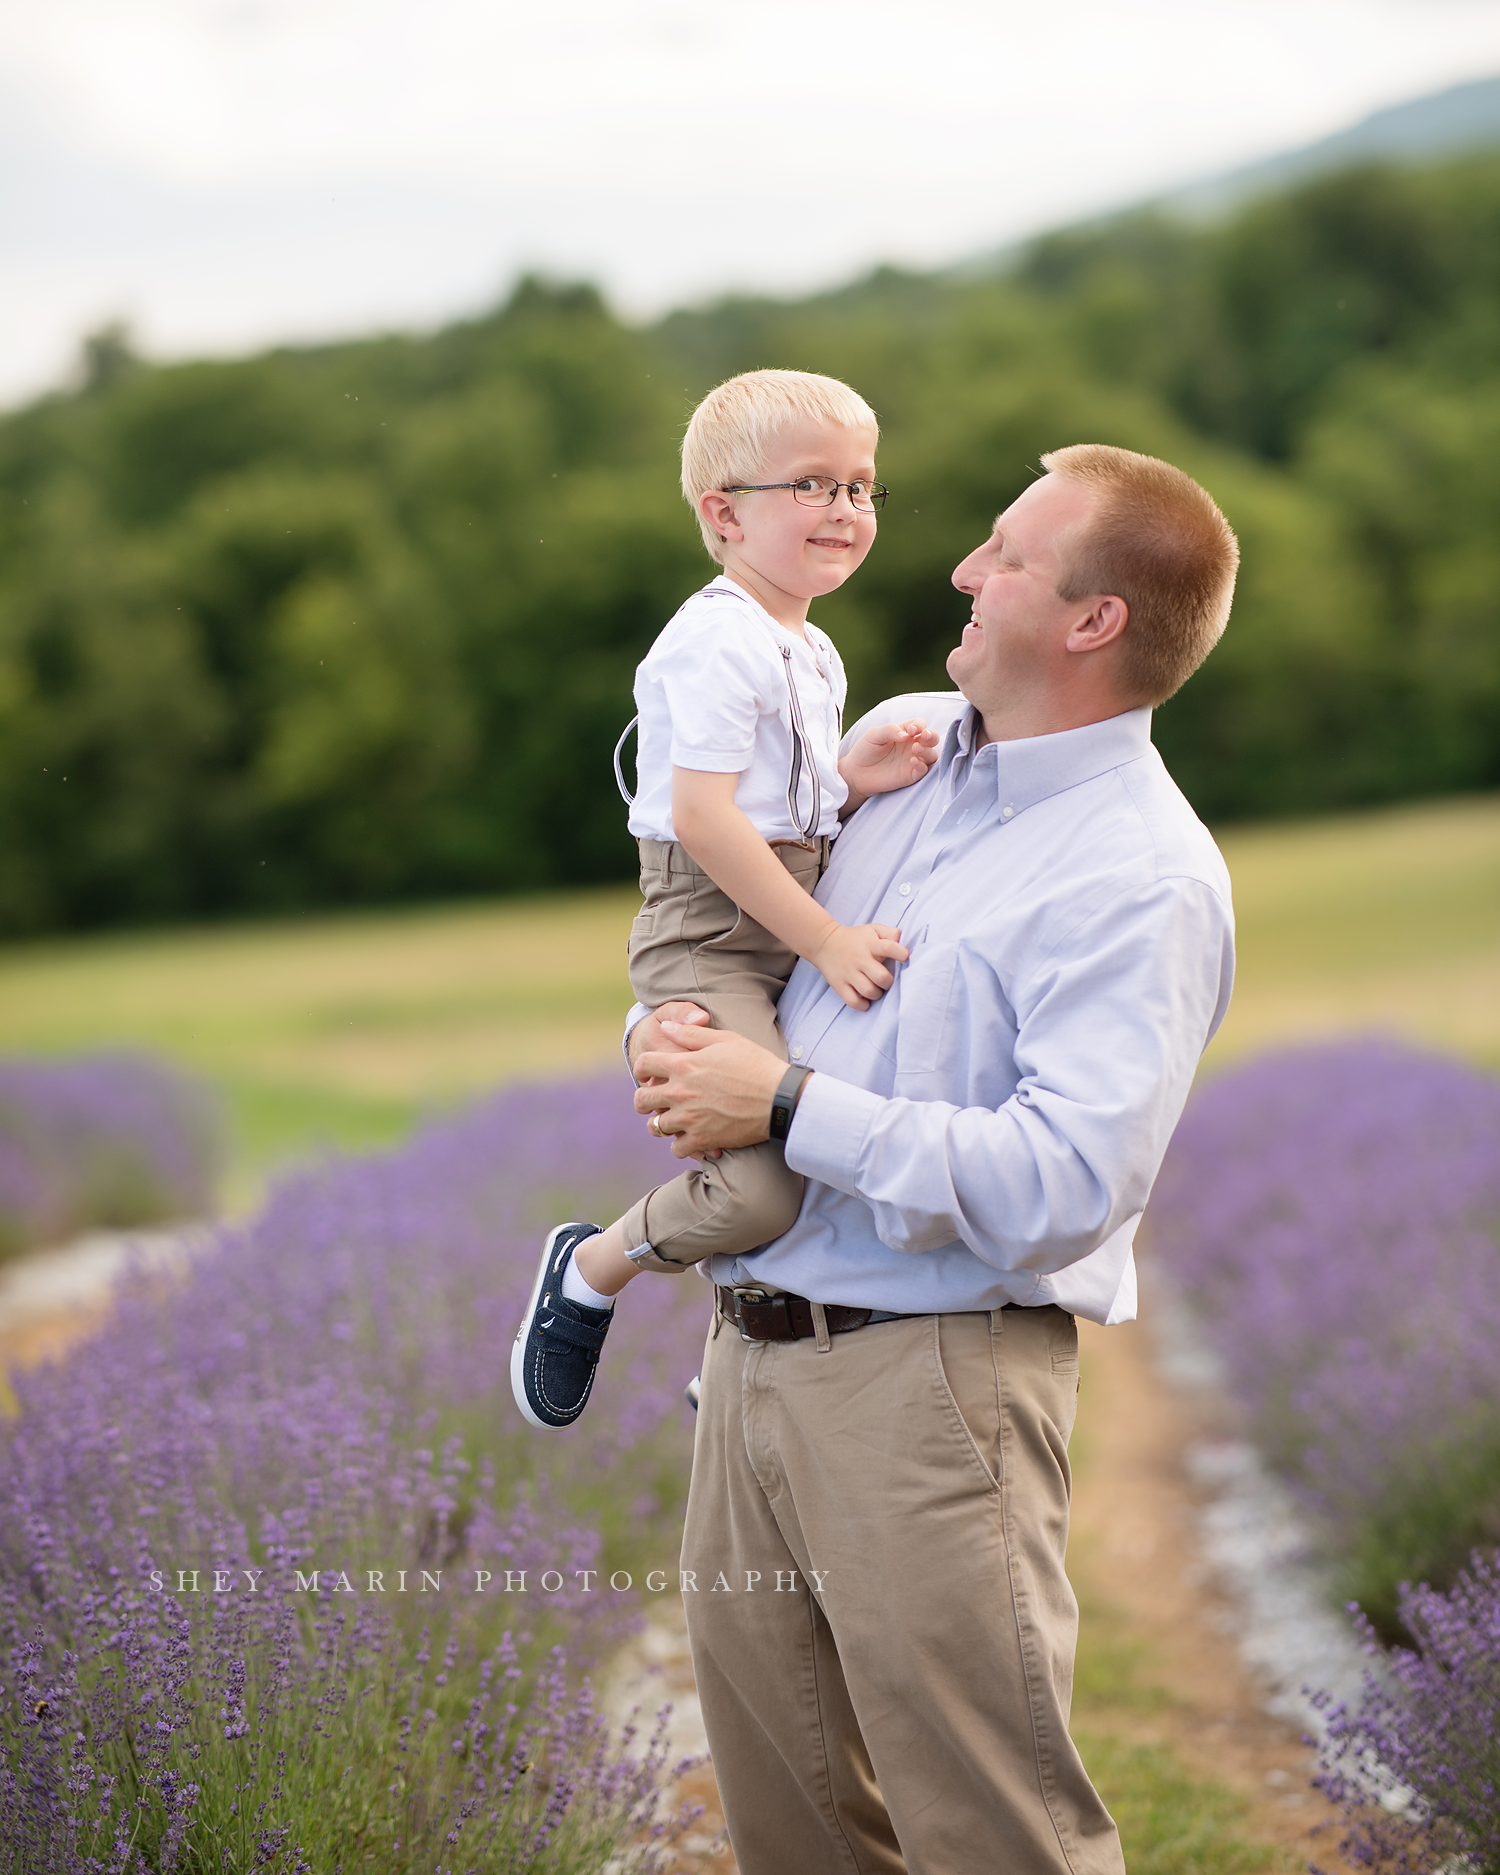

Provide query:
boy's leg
left=615, top=999, right=801, bottom=1274
left=616, top=838, right=825, bottom=1274
left=514, top=837, right=820, bottom=1430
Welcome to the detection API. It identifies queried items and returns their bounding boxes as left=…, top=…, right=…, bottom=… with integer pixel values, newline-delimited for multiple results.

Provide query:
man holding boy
left=631, top=444, right=1239, bottom=1874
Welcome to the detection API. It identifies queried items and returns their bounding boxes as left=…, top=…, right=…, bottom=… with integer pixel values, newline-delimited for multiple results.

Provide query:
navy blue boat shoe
left=511, top=1222, right=613, bottom=1430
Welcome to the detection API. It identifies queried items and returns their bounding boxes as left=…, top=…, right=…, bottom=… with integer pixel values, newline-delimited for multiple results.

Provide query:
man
left=631, top=444, right=1239, bottom=1875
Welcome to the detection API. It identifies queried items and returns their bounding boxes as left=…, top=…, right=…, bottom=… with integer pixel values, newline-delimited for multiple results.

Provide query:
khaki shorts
left=619, top=835, right=829, bottom=1273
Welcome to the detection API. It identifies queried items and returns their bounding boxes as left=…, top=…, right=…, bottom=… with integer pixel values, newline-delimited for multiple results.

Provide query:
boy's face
left=704, top=418, right=879, bottom=606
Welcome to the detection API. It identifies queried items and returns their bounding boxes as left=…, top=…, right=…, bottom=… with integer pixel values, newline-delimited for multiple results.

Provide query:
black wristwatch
left=769, top=1065, right=813, bottom=1145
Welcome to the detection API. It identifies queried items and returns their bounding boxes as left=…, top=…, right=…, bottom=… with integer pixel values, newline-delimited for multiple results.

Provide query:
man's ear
left=1065, top=595, right=1128, bottom=656
left=698, top=489, right=744, bottom=544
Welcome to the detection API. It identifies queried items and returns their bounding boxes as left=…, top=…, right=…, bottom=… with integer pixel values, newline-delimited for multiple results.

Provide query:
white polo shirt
left=626, top=576, right=848, bottom=844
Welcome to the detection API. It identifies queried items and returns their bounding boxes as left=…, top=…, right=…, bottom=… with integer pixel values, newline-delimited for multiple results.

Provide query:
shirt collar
left=940, top=704, right=1154, bottom=817
left=706, top=573, right=828, bottom=652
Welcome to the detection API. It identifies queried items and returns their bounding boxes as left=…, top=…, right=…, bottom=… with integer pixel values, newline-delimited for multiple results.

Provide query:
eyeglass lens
left=791, top=476, right=887, bottom=512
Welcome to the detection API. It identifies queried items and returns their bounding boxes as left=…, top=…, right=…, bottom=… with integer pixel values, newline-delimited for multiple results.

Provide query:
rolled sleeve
left=622, top=1002, right=653, bottom=1082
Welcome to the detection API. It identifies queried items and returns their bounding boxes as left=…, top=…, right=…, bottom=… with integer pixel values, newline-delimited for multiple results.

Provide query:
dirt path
left=1069, top=1305, right=1353, bottom=1872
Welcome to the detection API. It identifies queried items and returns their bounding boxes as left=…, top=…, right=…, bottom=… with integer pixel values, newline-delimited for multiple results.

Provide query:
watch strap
left=769, top=1065, right=812, bottom=1145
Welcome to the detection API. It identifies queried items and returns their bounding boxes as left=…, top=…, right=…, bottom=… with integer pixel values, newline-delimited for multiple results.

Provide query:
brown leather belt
left=716, top=1284, right=922, bottom=1344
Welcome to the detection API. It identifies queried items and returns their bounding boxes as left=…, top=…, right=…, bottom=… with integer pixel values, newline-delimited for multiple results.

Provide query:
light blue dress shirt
left=634, top=693, right=1235, bottom=1327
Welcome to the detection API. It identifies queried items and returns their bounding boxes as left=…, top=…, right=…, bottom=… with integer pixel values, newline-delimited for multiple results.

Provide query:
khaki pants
left=619, top=836, right=828, bottom=1274
left=681, top=1305, right=1124, bottom=1875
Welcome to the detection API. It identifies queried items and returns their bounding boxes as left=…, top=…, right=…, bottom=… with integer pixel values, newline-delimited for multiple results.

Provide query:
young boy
left=511, top=369, right=937, bottom=1430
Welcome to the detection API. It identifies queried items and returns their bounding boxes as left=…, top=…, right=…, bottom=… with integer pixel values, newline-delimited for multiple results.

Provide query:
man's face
left=720, top=418, right=880, bottom=604
left=946, top=473, right=1102, bottom=711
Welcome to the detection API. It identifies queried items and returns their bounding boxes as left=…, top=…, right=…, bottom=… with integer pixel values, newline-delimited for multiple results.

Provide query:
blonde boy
left=511, top=369, right=937, bottom=1430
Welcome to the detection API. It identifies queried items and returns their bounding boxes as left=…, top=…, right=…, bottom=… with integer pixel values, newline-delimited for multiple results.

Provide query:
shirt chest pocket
left=892, top=940, right=962, bottom=1078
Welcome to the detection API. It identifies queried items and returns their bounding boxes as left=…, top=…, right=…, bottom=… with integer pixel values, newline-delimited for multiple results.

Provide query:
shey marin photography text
left=145, top=1565, right=829, bottom=1595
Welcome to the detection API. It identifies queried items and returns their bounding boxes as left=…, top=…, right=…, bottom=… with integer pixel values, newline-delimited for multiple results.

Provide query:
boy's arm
left=672, top=768, right=907, bottom=1012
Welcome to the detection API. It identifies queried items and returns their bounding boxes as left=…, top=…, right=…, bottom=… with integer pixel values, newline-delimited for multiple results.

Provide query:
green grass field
left=0, top=885, right=641, bottom=1205
left=1209, top=792, right=1500, bottom=1073
left=2, top=791, right=1496, bottom=1208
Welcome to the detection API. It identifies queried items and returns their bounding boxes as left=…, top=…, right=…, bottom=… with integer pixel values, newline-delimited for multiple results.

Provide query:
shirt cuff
left=622, top=1003, right=652, bottom=1083
left=784, top=1072, right=882, bottom=1195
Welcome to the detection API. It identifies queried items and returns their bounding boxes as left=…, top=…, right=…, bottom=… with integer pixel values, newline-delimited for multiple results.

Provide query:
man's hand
left=809, top=923, right=908, bottom=1011
left=839, top=719, right=939, bottom=814
left=634, top=1022, right=790, bottom=1159
left=626, top=1000, right=711, bottom=1079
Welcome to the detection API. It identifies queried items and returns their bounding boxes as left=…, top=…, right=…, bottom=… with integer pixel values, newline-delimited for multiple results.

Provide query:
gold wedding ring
left=648, top=1114, right=663, bottom=1137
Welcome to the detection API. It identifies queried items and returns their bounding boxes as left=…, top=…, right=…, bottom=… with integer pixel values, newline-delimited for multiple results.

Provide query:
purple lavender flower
left=1313, top=1553, right=1500, bottom=1875
left=0, top=1052, right=222, bottom=1256
left=0, top=1070, right=709, bottom=1869
left=1149, top=1039, right=1500, bottom=1581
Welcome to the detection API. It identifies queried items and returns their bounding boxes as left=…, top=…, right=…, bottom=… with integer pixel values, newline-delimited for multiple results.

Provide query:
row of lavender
left=0, top=1055, right=219, bottom=1258
left=1150, top=1039, right=1500, bottom=1874
left=0, top=1072, right=711, bottom=1872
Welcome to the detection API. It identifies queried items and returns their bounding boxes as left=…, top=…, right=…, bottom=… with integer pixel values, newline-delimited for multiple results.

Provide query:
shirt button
left=898, top=881, right=912, bottom=896
left=1001, top=804, right=1015, bottom=820
left=791, top=1046, right=804, bottom=1060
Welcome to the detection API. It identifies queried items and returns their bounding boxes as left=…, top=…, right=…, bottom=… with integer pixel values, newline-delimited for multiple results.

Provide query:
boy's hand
left=839, top=719, right=939, bottom=813
left=809, top=922, right=908, bottom=1011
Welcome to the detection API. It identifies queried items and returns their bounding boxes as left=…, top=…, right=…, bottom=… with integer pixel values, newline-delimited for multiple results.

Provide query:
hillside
left=1164, top=72, right=1500, bottom=215
left=1, top=152, right=1498, bottom=933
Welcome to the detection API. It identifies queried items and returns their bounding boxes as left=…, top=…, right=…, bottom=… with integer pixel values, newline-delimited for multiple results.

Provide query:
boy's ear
left=698, top=489, right=744, bottom=544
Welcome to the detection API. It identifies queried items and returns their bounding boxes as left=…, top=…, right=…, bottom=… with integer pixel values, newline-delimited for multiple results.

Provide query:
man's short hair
left=1040, top=444, right=1240, bottom=705
left=682, top=370, right=879, bottom=564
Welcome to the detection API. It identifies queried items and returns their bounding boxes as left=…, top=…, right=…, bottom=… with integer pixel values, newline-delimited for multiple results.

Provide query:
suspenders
left=613, top=590, right=835, bottom=842
left=612, top=717, right=641, bottom=808
left=777, top=641, right=821, bottom=840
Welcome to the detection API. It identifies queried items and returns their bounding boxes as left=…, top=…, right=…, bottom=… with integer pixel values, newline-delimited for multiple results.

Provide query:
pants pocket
left=1049, top=1310, right=1079, bottom=1376
left=933, top=1314, right=1003, bottom=1491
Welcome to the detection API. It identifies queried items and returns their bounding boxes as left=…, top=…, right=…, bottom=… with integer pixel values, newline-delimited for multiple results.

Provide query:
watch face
left=771, top=1064, right=809, bottom=1143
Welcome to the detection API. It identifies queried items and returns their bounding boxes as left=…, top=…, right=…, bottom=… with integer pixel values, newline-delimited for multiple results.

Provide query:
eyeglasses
left=723, top=475, right=889, bottom=512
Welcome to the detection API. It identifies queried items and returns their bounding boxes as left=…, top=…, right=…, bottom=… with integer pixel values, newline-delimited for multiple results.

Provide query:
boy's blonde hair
left=1040, top=443, right=1240, bottom=705
left=682, top=369, right=880, bottom=563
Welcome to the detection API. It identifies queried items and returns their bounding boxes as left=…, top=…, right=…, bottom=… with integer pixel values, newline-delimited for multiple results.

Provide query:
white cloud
left=2, top=0, right=1498, bottom=404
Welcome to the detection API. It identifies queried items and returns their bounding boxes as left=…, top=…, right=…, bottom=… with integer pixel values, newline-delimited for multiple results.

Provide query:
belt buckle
left=731, top=1286, right=773, bottom=1342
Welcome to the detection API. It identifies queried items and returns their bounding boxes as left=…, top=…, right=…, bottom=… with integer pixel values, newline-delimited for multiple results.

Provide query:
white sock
left=561, top=1253, right=615, bottom=1311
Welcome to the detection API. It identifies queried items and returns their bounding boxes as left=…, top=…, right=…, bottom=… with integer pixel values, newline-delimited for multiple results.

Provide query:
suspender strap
left=613, top=585, right=828, bottom=835
left=778, top=643, right=821, bottom=840
left=613, top=716, right=639, bottom=806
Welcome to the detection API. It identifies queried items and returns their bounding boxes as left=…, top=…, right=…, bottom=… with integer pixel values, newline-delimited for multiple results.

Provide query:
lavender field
left=0, top=1072, right=713, bottom=1871
left=1150, top=1038, right=1500, bottom=1873
left=5, top=813, right=1500, bottom=1872
left=0, top=1056, right=220, bottom=1260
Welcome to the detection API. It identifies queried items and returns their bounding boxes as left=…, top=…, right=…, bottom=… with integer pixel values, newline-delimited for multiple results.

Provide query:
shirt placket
left=877, top=745, right=998, bottom=932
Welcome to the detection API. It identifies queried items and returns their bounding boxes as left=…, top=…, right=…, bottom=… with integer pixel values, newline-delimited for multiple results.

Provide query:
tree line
left=1, top=154, right=1497, bottom=933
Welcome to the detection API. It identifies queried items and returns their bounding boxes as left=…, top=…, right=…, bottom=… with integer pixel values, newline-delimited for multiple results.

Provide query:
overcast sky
left=3, top=0, right=1500, bottom=407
